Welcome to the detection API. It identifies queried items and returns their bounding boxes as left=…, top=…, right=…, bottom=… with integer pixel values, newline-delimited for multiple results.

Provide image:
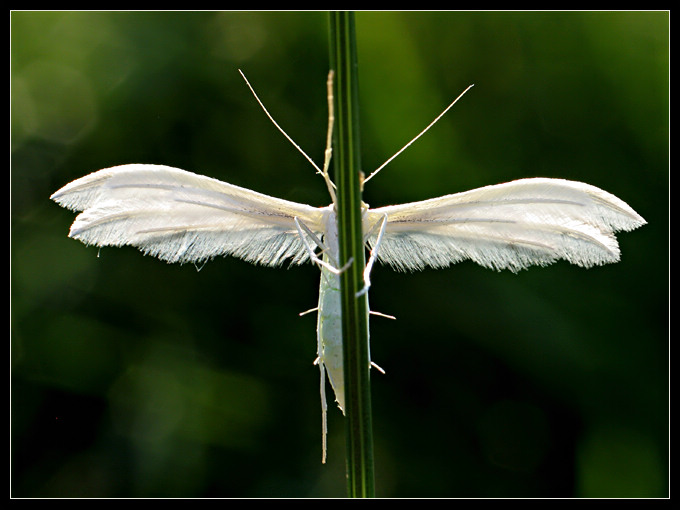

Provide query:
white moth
left=51, top=71, right=646, bottom=463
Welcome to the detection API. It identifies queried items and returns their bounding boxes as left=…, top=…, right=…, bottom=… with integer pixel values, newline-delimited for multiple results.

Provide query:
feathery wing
left=365, top=178, right=646, bottom=272
left=51, top=164, right=329, bottom=266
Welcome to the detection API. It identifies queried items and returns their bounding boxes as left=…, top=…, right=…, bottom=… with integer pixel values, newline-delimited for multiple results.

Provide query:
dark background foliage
left=11, top=11, right=667, bottom=497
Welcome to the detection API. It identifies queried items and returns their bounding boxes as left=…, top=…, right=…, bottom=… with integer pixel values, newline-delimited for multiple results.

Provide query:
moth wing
left=365, top=177, right=646, bottom=272
left=51, top=164, right=329, bottom=266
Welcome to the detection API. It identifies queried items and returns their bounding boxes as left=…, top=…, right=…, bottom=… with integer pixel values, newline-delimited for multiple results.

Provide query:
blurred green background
left=11, top=11, right=668, bottom=497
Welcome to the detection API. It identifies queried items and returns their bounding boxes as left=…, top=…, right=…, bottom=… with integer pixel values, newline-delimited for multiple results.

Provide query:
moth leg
left=294, top=217, right=353, bottom=275
left=356, top=213, right=388, bottom=297
left=313, top=356, right=328, bottom=464
left=319, top=70, right=337, bottom=204
left=370, top=310, right=396, bottom=320
left=371, top=361, right=386, bottom=374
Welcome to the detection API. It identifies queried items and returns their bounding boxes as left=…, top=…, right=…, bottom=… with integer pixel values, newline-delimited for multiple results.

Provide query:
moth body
left=316, top=211, right=346, bottom=414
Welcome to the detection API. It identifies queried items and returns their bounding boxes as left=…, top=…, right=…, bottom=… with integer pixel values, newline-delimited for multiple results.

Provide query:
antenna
left=239, top=69, right=337, bottom=203
left=363, top=83, right=474, bottom=185
left=239, top=69, right=323, bottom=175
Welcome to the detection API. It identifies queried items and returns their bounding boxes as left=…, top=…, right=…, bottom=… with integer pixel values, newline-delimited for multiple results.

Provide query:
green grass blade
left=328, top=11, right=375, bottom=498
